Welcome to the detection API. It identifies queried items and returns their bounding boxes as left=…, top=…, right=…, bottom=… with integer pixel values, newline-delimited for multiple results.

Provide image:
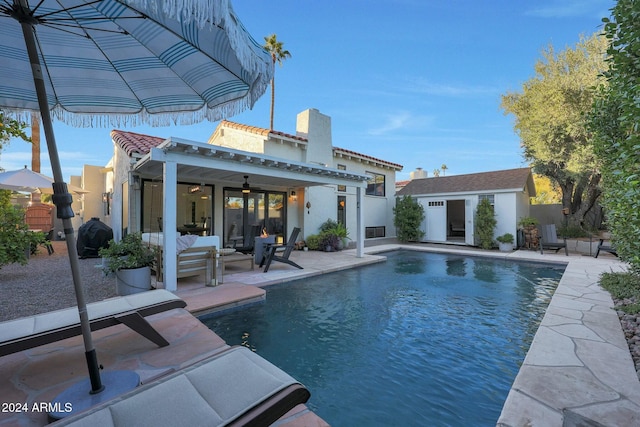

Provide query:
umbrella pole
left=19, top=19, right=103, bottom=394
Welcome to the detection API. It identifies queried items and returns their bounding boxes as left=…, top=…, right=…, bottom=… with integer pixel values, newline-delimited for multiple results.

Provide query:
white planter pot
left=115, top=266, right=151, bottom=296
left=498, top=242, right=513, bottom=252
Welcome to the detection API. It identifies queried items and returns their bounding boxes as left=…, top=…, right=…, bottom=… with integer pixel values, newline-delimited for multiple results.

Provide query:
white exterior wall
left=494, top=192, right=517, bottom=246
left=111, top=146, right=135, bottom=241
left=80, top=165, right=107, bottom=225
left=415, top=190, right=528, bottom=248
left=264, top=141, right=305, bottom=162
left=211, top=127, right=266, bottom=153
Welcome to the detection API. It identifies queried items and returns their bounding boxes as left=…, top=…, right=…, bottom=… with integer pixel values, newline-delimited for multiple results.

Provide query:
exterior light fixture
left=242, top=175, right=251, bottom=194
left=290, top=190, right=297, bottom=201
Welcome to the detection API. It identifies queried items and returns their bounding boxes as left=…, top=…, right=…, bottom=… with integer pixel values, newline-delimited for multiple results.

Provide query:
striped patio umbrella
left=0, top=0, right=272, bottom=415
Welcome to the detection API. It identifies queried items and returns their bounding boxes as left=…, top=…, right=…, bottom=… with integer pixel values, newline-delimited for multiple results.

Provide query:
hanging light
left=242, top=175, right=251, bottom=193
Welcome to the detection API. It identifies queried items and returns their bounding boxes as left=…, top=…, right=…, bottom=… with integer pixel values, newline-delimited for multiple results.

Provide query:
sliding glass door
left=223, top=189, right=286, bottom=248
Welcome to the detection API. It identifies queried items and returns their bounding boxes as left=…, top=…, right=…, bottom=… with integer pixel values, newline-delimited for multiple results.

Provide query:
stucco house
left=90, top=108, right=402, bottom=289
left=396, top=168, right=536, bottom=247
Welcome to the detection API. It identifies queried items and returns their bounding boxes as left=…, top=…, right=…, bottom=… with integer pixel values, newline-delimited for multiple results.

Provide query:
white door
left=465, top=198, right=475, bottom=245
left=426, top=200, right=447, bottom=242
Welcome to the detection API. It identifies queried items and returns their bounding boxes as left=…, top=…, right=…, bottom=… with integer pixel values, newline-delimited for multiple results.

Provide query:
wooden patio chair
left=538, top=224, right=568, bottom=256
left=259, top=227, right=303, bottom=273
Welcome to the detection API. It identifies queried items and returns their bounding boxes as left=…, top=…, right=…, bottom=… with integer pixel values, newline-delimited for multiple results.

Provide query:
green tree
left=589, top=0, right=640, bottom=272
left=531, top=174, right=562, bottom=205
left=441, top=164, right=448, bottom=176
left=0, top=111, right=30, bottom=154
left=393, top=195, right=425, bottom=242
left=501, top=34, right=608, bottom=228
left=474, top=198, right=496, bottom=249
left=263, top=34, right=291, bottom=130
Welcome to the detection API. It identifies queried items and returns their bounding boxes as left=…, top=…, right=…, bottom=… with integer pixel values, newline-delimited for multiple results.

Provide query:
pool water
left=200, top=250, right=565, bottom=426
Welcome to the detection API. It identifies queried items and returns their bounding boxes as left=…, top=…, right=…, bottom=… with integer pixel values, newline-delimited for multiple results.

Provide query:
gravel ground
left=0, top=240, right=117, bottom=322
left=614, top=299, right=640, bottom=380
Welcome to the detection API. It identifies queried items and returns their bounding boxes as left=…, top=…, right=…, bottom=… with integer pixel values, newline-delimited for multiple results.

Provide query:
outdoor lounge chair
left=259, top=227, right=303, bottom=273
left=595, top=238, right=618, bottom=258
left=538, top=224, right=568, bottom=256
left=0, top=290, right=185, bottom=357
left=233, top=224, right=261, bottom=254
left=49, top=346, right=311, bottom=427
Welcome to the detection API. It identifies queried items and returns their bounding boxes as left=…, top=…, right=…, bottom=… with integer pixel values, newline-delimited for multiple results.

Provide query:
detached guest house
left=396, top=168, right=536, bottom=247
left=94, top=108, right=402, bottom=288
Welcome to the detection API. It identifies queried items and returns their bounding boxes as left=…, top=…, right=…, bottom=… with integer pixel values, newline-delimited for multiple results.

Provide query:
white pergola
left=133, top=137, right=369, bottom=290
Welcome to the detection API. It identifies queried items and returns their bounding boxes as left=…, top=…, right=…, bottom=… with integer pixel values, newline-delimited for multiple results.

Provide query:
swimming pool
left=200, top=250, right=565, bottom=426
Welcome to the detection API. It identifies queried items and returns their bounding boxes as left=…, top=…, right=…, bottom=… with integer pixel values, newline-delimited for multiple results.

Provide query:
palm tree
left=263, top=34, right=291, bottom=130
left=433, top=169, right=440, bottom=177
left=441, top=164, right=447, bottom=176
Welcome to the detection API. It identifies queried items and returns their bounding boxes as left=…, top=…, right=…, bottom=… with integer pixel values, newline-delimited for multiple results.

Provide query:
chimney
left=297, top=109, right=333, bottom=167
left=410, top=167, right=427, bottom=180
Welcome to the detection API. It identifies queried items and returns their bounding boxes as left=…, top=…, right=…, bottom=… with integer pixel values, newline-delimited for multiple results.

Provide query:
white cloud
left=409, top=78, right=499, bottom=97
left=367, top=111, right=434, bottom=136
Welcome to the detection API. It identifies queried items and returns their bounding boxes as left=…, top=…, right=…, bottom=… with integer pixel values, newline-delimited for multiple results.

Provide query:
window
left=365, top=226, right=386, bottom=238
left=428, top=201, right=444, bottom=207
left=366, top=172, right=385, bottom=196
left=337, top=164, right=346, bottom=192
left=479, top=194, right=495, bottom=206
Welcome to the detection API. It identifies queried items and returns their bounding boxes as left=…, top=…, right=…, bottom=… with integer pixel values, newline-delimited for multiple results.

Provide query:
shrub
left=475, top=198, right=497, bottom=249
left=305, top=234, right=320, bottom=250
left=319, top=218, right=339, bottom=233
left=393, top=196, right=425, bottom=242
left=99, top=232, right=157, bottom=273
left=0, top=202, right=47, bottom=269
left=496, top=233, right=514, bottom=244
left=599, top=272, right=640, bottom=314
left=319, top=231, right=340, bottom=251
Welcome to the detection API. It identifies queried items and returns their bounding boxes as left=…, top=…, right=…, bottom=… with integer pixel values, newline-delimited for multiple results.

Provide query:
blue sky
left=1, top=0, right=612, bottom=182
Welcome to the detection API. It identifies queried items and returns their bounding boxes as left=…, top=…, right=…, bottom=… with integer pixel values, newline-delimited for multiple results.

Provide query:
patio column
left=162, top=161, right=178, bottom=291
left=356, top=186, right=364, bottom=258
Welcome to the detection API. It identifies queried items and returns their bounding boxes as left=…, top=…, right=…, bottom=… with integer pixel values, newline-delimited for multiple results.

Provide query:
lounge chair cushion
left=0, top=290, right=185, bottom=356
left=51, top=346, right=310, bottom=427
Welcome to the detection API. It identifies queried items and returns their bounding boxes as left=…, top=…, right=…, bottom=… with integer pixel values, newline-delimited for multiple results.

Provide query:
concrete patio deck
left=0, top=243, right=636, bottom=426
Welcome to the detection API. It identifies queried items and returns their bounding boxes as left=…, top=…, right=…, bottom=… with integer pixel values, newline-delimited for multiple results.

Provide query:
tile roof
left=218, top=120, right=402, bottom=169
left=112, top=122, right=403, bottom=171
left=111, top=130, right=165, bottom=157
left=219, top=120, right=306, bottom=142
left=334, top=147, right=403, bottom=170
left=397, top=167, right=534, bottom=196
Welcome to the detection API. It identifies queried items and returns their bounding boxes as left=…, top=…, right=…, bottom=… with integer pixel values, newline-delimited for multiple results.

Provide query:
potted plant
left=518, top=216, right=539, bottom=249
left=99, top=232, right=157, bottom=295
left=319, top=232, right=340, bottom=252
left=329, top=222, right=350, bottom=250
left=496, top=233, right=514, bottom=252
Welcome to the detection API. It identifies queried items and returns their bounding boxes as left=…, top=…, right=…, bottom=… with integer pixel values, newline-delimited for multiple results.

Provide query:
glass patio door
left=223, top=189, right=286, bottom=248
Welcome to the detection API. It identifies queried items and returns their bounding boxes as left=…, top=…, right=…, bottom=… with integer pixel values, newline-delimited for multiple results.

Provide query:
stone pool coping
left=365, top=244, right=638, bottom=426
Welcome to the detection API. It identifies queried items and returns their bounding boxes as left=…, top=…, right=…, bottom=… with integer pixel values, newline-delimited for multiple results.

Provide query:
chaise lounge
left=0, top=290, right=185, bottom=357
left=50, top=346, right=311, bottom=426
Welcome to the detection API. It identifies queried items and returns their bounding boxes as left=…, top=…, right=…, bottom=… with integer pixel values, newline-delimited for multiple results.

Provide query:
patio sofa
left=0, top=290, right=185, bottom=357
left=143, top=234, right=219, bottom=285
left=50, top=346, right=311, bottom=427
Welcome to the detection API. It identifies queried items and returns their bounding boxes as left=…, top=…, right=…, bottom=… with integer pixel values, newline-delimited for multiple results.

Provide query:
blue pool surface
left=200, top=250, right=565, bottom=426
